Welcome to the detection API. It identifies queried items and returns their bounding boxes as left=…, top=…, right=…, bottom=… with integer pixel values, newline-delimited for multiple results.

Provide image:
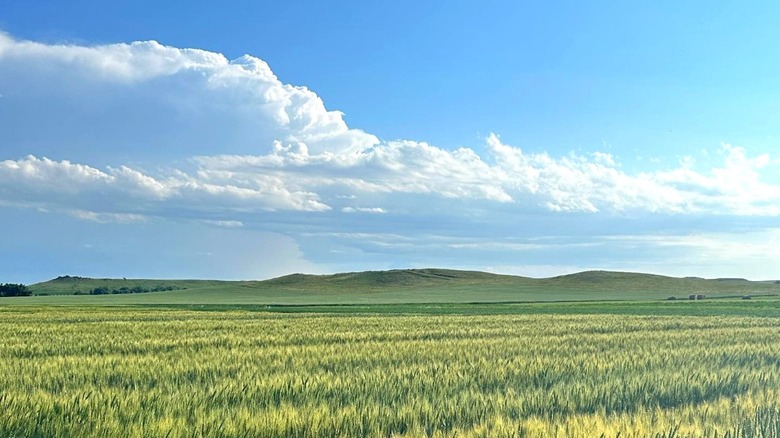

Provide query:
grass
left=7, top=269, right=780, bottom=436
left=147, top=298, right=780, bottom=318
left=17, top=268, right=780, bottom=305
left=2, top=305, right=780, bottom=437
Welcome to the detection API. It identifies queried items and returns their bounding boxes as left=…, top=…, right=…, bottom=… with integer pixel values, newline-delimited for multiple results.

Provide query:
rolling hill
left=27, top=275, right=235, bottom=296
left=13, top=269, right=779, bottom=306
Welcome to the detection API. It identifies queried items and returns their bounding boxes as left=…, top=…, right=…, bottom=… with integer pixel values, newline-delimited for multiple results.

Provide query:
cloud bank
left=1, top=32, right=779, bottom=276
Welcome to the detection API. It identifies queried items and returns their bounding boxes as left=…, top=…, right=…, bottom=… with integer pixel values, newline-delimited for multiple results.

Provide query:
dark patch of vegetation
left=140, top=298, right=780, bottom=318
left=53, top=275, right=91, bottom=281
left=0, top=283, right=32, bottom=297
left=28, top=277, right=228, bottom=296
left=89, top=285, right=179, bottom=295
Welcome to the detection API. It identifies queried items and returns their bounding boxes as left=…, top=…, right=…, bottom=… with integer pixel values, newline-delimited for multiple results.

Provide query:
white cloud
left=600, top=229, right=780, bottom=261
left=445, top=240, right=599, bottom=251
left=66, top=209, right=148, bottom=224
left=202, top=220, right=244, bottom=228
left=0, top=156, right=170, bottom=207
left=0, top=155, right=329, bottom=213
left=594, top=229, right=780, bottom=280
left=0, top=32, right=229, bottom=82
left=2, top=32, right=780, bottom=229
left=0, top=31, right=378, bottom=159
left=342, top=207, right=387, bottom=214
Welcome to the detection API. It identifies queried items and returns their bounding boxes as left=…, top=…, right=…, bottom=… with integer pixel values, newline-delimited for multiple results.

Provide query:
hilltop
left=262, top=268, right=525, bottom=289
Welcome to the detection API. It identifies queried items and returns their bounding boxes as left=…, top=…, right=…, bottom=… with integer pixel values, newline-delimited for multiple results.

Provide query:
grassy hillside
left=261, top=268, right=527, bottom=290
left=10, top=268, right=779, bottom=306
left=539, top=270, right=777, bottom=294
left=28, top=276, right=236, bottom=296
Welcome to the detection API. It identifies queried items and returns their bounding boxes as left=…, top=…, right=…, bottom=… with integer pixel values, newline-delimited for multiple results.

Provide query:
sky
left=2, top=1, right=780, bottom=284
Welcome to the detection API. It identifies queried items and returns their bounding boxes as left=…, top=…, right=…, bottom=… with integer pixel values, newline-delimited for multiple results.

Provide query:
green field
left=4, top=270, right=780, bottom=436
left=17, top=269, right=780, bottom=305
left=2, top=301, right=780, bottom=437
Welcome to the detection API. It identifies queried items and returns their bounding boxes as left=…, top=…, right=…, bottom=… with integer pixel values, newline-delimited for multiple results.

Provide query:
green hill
left=27, top=275, right=233, bottom=296
left=13, top=269, right=780, bottom=306
left=538, top=270, right=766, bottom=294
left=262, top=268, right=525, bottom=290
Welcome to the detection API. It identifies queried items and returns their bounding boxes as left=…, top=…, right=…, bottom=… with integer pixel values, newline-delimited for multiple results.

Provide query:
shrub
left=0, top=283, right=31, bottom=297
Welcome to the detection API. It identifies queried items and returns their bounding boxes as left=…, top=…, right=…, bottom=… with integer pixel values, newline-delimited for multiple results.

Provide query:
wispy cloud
left=342, top=207, right=387, bottom=214
left=66, top=209, right=147, bottom=224
left=202, top=219, right=244, bottom=228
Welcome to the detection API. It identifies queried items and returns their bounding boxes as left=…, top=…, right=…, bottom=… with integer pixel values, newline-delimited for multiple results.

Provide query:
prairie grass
left=1, top=306, right=779, bottom=437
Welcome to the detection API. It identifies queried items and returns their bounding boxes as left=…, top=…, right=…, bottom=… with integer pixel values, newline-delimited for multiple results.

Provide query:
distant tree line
left=0, top=284, right=32, bottom=297
left=83, top=285, right=179, bottom=295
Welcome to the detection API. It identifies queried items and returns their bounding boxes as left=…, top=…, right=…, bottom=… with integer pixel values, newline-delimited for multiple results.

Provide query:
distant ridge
left=28, top=277, right=234, bottom=296
left=24, top=268, right=780, bottom=303
left=546, top=270, right=674, bottom=283
left=264, top=268, right=523, bottom=289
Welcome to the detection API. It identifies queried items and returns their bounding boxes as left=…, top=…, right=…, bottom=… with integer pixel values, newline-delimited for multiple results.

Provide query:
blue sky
left=2, top=1, right=780, bottom=283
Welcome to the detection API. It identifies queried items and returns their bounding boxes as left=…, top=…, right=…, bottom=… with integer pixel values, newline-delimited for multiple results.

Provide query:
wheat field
left=1, top=306, right=779, bottom=437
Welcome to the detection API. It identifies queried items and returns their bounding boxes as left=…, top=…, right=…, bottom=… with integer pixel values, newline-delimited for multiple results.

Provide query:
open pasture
left=2, top=304, right=780, bottom=437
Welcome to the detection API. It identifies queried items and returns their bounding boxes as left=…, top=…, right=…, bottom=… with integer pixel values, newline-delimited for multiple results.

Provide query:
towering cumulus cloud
left=1, top=31, right=779, bottom=225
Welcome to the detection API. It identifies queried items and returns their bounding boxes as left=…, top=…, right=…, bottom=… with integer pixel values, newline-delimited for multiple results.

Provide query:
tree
left=0, top=283, right=32, bottom=297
